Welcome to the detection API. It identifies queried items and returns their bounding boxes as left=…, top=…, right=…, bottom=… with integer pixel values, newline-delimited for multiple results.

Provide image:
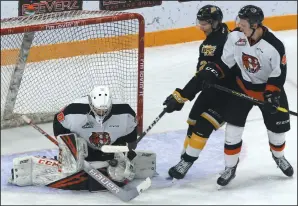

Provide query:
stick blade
left=123, top=177, right=152, bottom=202
left=136, top=177, right=151, bottom=194
left=21, top=115, right=31, bottom=123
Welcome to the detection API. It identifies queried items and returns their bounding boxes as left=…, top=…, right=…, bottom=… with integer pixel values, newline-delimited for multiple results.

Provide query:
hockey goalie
left=8, top=86, right=156, bottom=192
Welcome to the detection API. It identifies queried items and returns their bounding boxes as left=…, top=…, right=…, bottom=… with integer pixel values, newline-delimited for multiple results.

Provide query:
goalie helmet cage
left=1, top=10, right=145, bottom=134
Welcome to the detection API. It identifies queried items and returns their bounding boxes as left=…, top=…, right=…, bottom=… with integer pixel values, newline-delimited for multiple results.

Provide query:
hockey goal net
left=1, top=10, right=144, bottom=133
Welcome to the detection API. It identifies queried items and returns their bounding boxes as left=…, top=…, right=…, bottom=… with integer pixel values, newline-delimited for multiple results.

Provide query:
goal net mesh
left=1, top=10, right=144, bottom=130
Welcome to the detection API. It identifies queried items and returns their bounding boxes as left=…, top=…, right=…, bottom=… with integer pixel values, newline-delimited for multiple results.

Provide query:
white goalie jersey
left=53, top=96, right=138, bottom=150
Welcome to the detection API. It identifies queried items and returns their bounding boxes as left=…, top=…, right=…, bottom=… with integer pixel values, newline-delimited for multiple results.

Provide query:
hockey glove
left=263, top=90, right=280, bottom=114
left=197, top=62, right=222, bottom=89
left=108, top=150, right=136, bottom=167
left=163, top=88, right=188, bottom=113
left=107, top=152, right=136, bottom=182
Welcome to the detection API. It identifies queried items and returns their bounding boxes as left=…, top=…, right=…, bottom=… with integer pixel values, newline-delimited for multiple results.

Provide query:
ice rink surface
left=1, top=30, right=297, bottom=205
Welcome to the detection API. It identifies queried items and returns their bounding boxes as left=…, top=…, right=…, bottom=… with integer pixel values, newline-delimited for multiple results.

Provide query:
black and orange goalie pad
left=47, top=168, right=127, bottom=192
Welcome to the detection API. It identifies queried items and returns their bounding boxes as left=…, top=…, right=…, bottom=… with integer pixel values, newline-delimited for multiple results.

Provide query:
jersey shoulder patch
left=57, top=111, right=65, bottom=122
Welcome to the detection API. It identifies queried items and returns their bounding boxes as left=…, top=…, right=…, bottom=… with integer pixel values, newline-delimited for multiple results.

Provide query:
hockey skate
left=168, top=158, right=194, bottom=180
left=272, top=153, right=294, bottom=177
left=217, top=159, right=239, bottom=187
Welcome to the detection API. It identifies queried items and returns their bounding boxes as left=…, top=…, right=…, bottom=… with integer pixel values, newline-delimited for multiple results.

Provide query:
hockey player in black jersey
left=197, top=5, right=294, bottom=187
left=9, top=86, right=156, bottom=192
left=163, top=5, right=231, bottom=180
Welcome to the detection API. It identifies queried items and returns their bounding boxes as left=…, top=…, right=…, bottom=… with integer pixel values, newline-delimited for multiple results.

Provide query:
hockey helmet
left=197, top=5, right=223, bottom=23
left=88, top=85, right=112, bottom=121
left=238, top=5, right=264, bottom=27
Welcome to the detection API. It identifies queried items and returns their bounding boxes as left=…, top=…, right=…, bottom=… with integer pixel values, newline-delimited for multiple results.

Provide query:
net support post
left=3, top=31, right=35, bottom=121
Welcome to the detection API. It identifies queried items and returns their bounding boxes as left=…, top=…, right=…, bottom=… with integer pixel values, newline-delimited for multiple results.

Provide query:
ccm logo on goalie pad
left=38, top=159, right=59, bottom=167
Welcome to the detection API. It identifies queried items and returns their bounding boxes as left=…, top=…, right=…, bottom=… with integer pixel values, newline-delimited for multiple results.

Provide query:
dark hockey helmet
left=238, top=5, right=264, bottom=26
left=197, top=5, right=223, bottom=23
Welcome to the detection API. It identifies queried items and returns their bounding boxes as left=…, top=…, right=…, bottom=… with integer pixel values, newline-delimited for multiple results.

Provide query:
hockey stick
left=136, top=109, right=167, bottom=144
left=21, top=115, right=151, bottom=202
left=208, top=83, right=298, bottom=116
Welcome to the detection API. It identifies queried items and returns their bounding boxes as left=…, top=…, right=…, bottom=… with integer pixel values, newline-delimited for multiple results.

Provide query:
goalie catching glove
left=107, top=149, right=157, bottom=182
left=107, top=152, right=136, bottom=182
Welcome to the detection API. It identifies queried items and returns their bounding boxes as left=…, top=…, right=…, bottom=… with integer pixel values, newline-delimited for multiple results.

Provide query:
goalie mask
left=88, top=86, right=112, bottom=122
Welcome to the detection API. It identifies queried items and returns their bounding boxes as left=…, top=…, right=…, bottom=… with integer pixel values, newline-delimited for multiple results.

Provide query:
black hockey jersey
left=196, top=23, right=230, bottom=72
left=181, top=23, right=230, bottom=100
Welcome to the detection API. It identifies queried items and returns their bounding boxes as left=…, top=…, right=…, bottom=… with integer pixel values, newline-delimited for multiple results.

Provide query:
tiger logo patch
left=89, top=132, right=111, bottom=148
left=242, top=52, right=261, bottom=73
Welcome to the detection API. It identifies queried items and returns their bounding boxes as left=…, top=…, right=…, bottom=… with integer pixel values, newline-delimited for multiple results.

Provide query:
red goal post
left=1, top=10, right=144, bottom=134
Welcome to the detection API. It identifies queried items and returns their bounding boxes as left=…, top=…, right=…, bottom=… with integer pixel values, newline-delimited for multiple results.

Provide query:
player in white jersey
left=9, top=86, right=156, bottom=192
left=197, top=5, right=293, bottom=186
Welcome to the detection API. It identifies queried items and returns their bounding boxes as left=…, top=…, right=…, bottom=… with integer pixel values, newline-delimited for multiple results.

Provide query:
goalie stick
left=21, top=115, right=151, bottom=202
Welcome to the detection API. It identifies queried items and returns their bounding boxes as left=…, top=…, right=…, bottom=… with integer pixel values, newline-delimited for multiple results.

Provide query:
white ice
left=1, top=30, right=297, bottom=205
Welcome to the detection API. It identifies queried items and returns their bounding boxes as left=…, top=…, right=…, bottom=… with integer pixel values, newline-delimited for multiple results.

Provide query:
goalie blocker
left=9, top=133, right=156, bottom=192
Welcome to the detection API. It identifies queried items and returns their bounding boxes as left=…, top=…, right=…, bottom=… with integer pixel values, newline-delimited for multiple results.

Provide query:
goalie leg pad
left=57, top=133, right=88, bottom=174
left=47, top=160, right=111, bottom=191
left=9, top=156, right=68, bottom=187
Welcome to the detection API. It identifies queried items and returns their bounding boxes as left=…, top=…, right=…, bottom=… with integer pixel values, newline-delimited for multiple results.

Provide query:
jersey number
left=196, top=60, right=208, bottom=76
left=199, top=60, right=208, bottom=71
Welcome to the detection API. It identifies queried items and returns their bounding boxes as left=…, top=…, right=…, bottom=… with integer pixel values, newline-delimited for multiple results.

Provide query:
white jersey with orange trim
left=220, top=26, right=287, bottom=98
